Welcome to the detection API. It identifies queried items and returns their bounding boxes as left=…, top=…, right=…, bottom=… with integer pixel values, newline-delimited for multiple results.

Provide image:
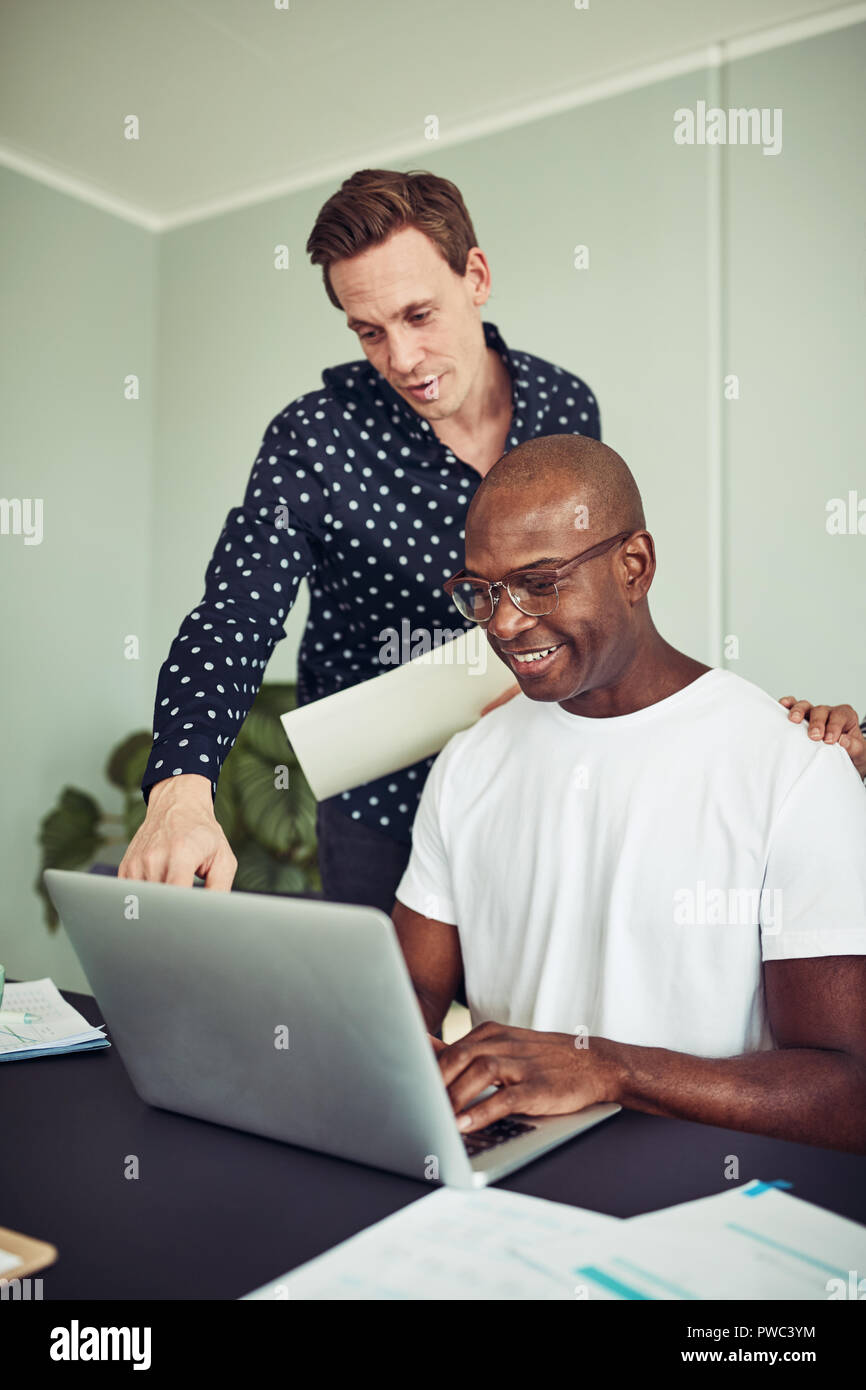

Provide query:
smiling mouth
left=405, top=374, right=440, bottom=396
left=503, top=643, right=564, bottom=670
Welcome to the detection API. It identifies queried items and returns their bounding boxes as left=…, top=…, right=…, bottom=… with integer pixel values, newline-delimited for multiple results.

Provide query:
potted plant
left=36, top=683, right=320, bottom=927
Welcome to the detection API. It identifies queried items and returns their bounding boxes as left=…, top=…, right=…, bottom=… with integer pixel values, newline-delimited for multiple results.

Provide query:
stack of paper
left=0, top=978, right=109, bottom=1062
left=528, top=1179, right=866, bottom=1300
left=243, top=1179, right=866, bottom=1301
left=244, top=1188, right=619, bottom=1300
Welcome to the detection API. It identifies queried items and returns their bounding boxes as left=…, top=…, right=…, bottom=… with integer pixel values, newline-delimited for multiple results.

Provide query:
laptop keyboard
left=462, top=1115, right=537, bottom=1158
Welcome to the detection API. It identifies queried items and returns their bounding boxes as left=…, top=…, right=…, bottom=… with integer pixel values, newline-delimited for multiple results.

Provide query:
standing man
left=120, top=169, right=601, bottom=906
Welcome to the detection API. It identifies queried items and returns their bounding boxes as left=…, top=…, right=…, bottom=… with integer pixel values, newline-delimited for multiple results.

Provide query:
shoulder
left=253, top=368, right=372, bottom=486
left=698, top=668, right=787, bottom=718
left=510, top=341, right=599, bottom=429
left=261, top=380, right=344, bottom=441
left=423, top=692, right=536, bottom=798
left=321, top=355, right=382, bottom=405
left=517, top=343, right=596, bottom=396
left=484, top=319, right=599, bottom=428
left=262, top=348, right=381, bottom=434
left=259, top=358, right=387, bottom=456
left=694, top=668, right=806, bottom=741
left=696, top=668, right=858, bottom=791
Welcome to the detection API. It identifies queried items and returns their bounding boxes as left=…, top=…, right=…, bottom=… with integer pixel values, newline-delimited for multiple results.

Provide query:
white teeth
left=512, top=646, right=558, bottom=664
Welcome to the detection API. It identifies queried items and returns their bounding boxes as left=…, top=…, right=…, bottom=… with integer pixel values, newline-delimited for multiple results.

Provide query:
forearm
left=391, top=902, right=464, bottom=1035
left=413, top=986, right=450, bottom=1036
left=602, top=1038, right=866, bottom=1153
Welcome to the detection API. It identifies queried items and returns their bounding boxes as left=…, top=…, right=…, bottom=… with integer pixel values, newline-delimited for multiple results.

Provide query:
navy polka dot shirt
left=141, top=320, right=601, bottom=843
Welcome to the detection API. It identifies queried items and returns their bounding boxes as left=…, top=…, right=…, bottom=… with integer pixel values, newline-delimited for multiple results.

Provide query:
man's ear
left=621, top=531, right=655, bottom=603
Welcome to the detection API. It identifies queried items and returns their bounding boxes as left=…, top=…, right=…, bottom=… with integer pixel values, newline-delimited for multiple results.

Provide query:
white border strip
left=1, top=2, right=864, bottom=232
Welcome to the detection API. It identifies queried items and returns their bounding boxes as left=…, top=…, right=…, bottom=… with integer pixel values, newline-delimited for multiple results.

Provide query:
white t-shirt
left=395, top=669, right=866, bottom=1057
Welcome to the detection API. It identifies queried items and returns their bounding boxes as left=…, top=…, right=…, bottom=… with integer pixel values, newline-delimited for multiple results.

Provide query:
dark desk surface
left=3, top=989, right=866, bottom=1300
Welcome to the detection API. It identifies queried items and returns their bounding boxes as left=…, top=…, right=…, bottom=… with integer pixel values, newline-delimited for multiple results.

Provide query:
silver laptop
left=43, top=869, right=619, bottom=1187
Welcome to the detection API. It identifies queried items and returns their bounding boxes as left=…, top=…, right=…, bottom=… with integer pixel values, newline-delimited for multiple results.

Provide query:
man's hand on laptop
left=435, top=1021, right=620, bottom=1133
left=118, top=774, right=238, bottom=889
left=780, top=696, right=866, bottom=777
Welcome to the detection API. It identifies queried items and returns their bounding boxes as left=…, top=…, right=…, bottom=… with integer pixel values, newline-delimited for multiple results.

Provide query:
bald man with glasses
left=394, top=435, right=866, bottom=1152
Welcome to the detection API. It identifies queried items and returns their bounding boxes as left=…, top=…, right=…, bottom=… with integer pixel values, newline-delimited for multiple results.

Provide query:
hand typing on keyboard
left=462, top=1116, right=537, bottom=1157
left=433, top=1021, right=619, bottom=1137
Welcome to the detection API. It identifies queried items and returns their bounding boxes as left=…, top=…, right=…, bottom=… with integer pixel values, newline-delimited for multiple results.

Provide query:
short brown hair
left=306, top=169, right=479, bottom=310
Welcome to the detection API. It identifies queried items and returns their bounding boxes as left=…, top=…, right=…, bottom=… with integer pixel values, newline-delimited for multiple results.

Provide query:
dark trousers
left=315, top=800, right=466, bottom=1013
left=315, top=800, right=412, bottom=914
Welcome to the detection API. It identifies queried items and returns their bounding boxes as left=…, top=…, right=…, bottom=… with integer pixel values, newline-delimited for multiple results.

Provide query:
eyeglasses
left=443, top=530, right=633, bottom=623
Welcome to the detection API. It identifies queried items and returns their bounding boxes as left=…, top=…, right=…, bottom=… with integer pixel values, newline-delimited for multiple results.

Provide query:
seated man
left=392, top=435, right=866, bottom=1152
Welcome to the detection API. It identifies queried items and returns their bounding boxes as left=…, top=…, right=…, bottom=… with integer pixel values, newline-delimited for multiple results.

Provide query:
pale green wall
left=2, top=23, right=863, bottom=993
left=724, top=26, right=866, bottom=701
left=0, top=167, right=156, bottom=991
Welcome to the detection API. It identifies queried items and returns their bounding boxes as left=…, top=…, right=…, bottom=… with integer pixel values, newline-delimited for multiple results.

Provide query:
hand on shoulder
left=779, top=696, right=866, bottom=778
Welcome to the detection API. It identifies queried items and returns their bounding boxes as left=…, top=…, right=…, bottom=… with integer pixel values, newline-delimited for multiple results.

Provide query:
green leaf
left=213, top=747, right=239, bottom=845
left=237, top=703, right=297, bottom=768
left=250, top=683, right=298, bottom=718
left=287, top=785, right=319, bottom=865
left=105, top=732, right=153, bottom=791
left=37, top=787, right=103, bottom=862
left=35, top=787, right=106, bottom=928
left=231, top=747, right=299, bottom=856
left=233, top=839, right=312, bottom=896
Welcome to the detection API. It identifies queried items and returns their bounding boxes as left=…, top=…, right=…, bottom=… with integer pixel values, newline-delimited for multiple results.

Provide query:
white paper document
left=243, top=1187, right=619, bottom=1300
left=0, top=1249, right=22, bottom=1276
left=281, top=628, right=515, bottom=800
left=527, top=1180, right=866, bottom=1300
left=0, top=978, right=109, bottom=1061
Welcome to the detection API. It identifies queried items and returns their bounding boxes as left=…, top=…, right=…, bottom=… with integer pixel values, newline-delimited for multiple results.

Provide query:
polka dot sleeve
left=140, top=414, right=324, bottom=804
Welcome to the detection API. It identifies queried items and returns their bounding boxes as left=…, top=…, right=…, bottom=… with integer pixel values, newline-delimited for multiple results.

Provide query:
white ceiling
left=0, top=0, right=861, bottom=229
